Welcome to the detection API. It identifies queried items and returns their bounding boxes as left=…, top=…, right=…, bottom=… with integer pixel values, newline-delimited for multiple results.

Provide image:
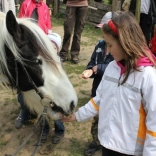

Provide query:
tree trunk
left=112, top=0, right=121, bottom=11
left=53, top=0, right=58, bottom=16
left=135, top=0, right=141, bottom=23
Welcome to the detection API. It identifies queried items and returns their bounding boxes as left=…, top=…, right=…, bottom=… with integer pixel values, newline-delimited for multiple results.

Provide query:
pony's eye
left=36, top=59, right=42, bottom=65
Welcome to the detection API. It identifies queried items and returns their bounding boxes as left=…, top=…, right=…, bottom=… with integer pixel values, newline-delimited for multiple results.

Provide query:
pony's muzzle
left=69, top=100, right=75, bottom=113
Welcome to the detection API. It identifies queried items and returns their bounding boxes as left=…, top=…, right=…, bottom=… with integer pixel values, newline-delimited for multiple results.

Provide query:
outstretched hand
left=61, top=114, right=77, bottom=122
left=82, top=69, right=93, bottom=79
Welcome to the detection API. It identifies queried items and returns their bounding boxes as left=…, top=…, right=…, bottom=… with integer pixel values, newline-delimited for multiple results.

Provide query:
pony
left=0, top=11, right=78, bottom=120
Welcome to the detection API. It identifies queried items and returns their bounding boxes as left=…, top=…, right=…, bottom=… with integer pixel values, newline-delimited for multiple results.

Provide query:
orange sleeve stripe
left=147, top=130, right=156, bottom=137
left=90, top=98, right=99, bottom=111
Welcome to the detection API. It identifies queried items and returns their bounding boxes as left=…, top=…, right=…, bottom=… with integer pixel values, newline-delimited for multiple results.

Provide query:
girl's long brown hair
left=102, top=11, right=156, bottom=84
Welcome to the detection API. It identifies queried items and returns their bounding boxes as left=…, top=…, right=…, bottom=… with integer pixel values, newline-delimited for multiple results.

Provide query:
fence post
left=112, top=0, right=121, bottom=11
left=53, top=0, right=58, bottom=16
left=135, top=0, right=141, bottom=23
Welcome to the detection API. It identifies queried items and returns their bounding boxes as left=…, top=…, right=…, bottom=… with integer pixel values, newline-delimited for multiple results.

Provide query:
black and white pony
left=0, top=11, right=77, bottom=120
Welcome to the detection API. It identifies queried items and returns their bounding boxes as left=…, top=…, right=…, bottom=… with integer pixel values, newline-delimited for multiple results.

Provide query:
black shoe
left=41, top=131, right=49, bottom=143
left=71, top=56, right=79, bottom=64
left=52, top=134, right=64, bottom=144
left=84, top=143, right=101, bottom=156
left=15, top=110, right=24, bottom=129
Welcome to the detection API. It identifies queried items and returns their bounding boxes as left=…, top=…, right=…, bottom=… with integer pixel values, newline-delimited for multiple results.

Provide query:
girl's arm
left=62, top=74, right=104, bottom=123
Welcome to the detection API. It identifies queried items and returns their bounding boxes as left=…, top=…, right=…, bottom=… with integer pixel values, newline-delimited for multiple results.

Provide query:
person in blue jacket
left=82, top=39, right=114, bottom=155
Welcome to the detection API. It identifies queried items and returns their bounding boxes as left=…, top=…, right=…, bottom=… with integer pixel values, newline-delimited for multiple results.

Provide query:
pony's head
left=0, top=11, right=78, bottom=119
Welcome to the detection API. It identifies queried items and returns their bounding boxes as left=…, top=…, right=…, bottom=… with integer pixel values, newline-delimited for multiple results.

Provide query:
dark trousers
left=18, top=91, right=33, bottom=122
left=91, top=115, right=100, bottom=146
left=140, top=13, right=153, bottom=44
left=102, top=146, right=134, bottom=156
left=60, top=6, right=88, bottom=59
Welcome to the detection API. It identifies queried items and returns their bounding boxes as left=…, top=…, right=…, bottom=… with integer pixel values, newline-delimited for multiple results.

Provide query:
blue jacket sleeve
left=97, top=63, right=108, bottom=76
left=86, top=45, right=98, bottom=70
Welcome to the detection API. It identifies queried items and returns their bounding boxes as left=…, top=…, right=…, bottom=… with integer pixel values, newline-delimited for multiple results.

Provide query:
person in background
left=82, top=12, right=114, bottom=156
left=15, top=33, right=65, bottom=144
left=60, top=0, right=88, bottom=64
left=39, top=33, right=65, bottom=144
left=19, top=0, right=52, bottom=34
left=0, top=0, right=15, bottom=15
left=129, top=0, right=156, bottom=45
left=47, top=32, right=62, bottom=55
left=62, top=11, right=156, bottom=156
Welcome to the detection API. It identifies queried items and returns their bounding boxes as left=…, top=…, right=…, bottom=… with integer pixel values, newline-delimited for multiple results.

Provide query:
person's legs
left=70, top=6, right=88, bottom=63
left=85, top=115, right=101, bottom=156
left=140, top=13, right=152, bottom=45
left=91, top=115, right=100, bottom=146
left=60, top=7, right=76, bottom=61
left=41, top=120, right=50, bottom=143
left=52, top=120, right=65, bottom=144
left=102, top=146, right=134, bottom=156
left=15, top=92, right=32, bottom=129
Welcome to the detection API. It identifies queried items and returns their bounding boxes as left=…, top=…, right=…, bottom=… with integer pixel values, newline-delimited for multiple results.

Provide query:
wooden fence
left=15, top=0, right=122, bottom=26
left=59, top=0, right=121, bottom=26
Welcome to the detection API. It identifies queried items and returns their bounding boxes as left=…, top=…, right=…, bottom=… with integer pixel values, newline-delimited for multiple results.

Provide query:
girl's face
left=103, top=33, right=126, bottom=61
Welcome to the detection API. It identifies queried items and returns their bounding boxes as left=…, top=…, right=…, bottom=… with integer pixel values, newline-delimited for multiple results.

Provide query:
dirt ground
left=0, top=25, right=102, bottom=156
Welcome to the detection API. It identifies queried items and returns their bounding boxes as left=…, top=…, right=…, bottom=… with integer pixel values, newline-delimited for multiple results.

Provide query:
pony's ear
left=6, top=10, right=21, bottom=37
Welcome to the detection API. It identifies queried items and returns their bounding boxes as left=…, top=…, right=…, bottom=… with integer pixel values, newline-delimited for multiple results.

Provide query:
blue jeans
left=18, top=92, right=32, bottom=122
left=18, top=92, right=65, bottom=134
left=43, top=120, right=65, bottom=135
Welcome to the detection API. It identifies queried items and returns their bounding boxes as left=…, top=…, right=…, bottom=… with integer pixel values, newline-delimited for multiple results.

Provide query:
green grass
left=104, top=0, right=112, bottom=5
left=0, top=140, right=7, bottom=147
left=52, top=15, right=64, bottom=27
left=63, top=62, right=86, bottom=75
left=5, top=128, right=13, bottom=133
left=83, top=24, right=103, bottom=40
left=78, top=97, right=91, bottom=107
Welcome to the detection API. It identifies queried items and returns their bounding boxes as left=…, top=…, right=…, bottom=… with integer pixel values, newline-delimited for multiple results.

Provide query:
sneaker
left=71, top=56, right=79, bottom=64
left=52, top=134, right=64, bottom=144
left=41, top=131, right=49, bottom=143
left=15, top=110, right=24, bottom=129
left=84, top=143, right=101, bottom=156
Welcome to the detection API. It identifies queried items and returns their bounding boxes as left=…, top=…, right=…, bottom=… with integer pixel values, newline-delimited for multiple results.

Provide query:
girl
left=62, top=11, right=156, bottom=156
left=19, top=0, right=52, bottom=34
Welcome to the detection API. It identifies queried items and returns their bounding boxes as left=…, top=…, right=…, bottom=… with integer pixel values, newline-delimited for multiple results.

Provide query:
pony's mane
left=0, top=12, right=59, bottom=88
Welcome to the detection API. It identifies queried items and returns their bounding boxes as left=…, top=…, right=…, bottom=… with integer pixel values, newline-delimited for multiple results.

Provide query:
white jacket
left=1, top=0, right=15, bottom=15
left=76, top=60, right=156, bottom=156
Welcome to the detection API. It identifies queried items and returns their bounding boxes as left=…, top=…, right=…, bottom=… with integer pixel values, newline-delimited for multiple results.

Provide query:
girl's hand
left=61, top=114, right=77, bottom=122
left=82, top=69, right=93, bottom=79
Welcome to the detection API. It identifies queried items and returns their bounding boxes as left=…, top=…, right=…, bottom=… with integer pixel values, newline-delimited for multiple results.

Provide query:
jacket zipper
left=118, top=76, right=121, bottom=86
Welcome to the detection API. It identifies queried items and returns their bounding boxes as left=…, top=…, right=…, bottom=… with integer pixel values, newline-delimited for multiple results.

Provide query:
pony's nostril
left=70, top=100, right=75, bottom=112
